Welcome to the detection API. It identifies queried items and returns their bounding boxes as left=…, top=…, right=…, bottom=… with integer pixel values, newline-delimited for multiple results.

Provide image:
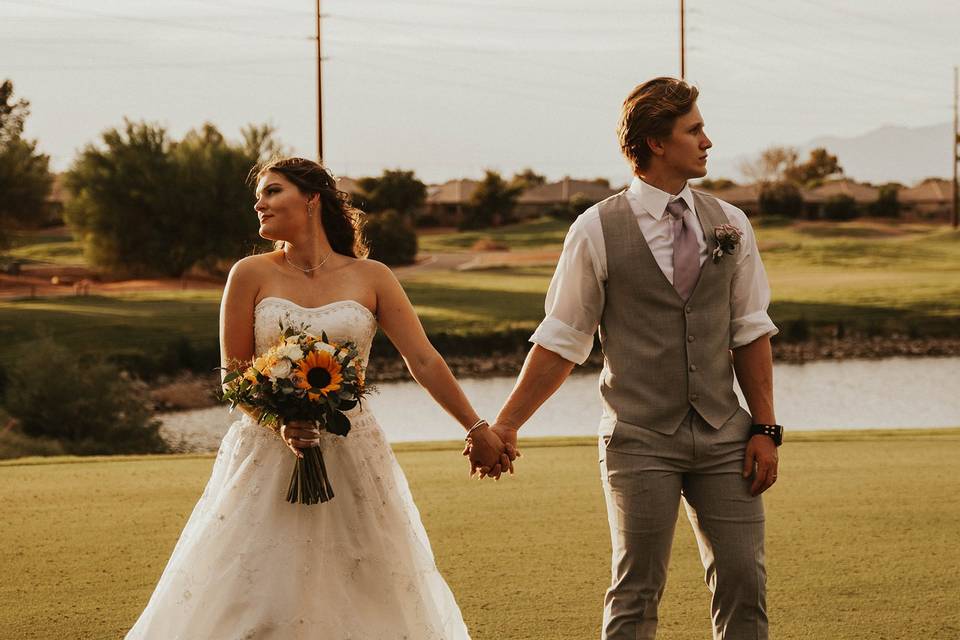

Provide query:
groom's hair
left=618, top=77, right=699, bottom=174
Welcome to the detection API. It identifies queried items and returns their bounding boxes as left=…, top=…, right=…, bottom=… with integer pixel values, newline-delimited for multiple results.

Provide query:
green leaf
left=328, top=410, right=351, bottom=436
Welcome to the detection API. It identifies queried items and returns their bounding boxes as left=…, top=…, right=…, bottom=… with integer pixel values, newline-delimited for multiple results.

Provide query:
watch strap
left=750, top=423, right=783, bottom=446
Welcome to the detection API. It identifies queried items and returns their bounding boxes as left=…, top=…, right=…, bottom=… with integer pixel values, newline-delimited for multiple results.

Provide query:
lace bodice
left=254, top=297, right=378, bottom=365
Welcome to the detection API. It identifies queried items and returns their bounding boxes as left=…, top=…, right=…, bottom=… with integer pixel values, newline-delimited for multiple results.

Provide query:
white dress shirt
left=530, top=176, right=779, bottom=364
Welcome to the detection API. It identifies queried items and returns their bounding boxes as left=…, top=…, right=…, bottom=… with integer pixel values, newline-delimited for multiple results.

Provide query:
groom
left=486, top=77, right=782, bottom=639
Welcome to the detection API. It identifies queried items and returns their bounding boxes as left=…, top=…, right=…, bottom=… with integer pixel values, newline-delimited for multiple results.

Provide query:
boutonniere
left=712, top=224, right=743, bottom=263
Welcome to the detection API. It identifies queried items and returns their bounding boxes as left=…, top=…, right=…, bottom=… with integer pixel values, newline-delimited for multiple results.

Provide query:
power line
left=796, top=0, right=958, bottom=46
left=726, top=0, right=952, bottom=61
left=0, top=0, right=308, bottom=42
left=328, top=13, right=654, bottom=35
left=335, top=57, right=605, bottom=113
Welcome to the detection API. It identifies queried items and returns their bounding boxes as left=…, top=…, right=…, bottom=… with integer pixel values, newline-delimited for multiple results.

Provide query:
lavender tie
left=665, top=199, right=699, bottom=300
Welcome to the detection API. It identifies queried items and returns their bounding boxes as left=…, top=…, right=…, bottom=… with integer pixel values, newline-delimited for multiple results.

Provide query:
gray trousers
left=599, top=409, right=768, bottom=640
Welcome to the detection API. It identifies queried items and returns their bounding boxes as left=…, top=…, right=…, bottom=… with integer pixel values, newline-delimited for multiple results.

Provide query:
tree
left=509, top=168, right=547, bottom=192
left=364, top=209, right=418, bottom=265
left=548, top=191, right=595, bottom=222
left=698, top=177, right=737, bottom=190
left=759, top=181, right=804, bottom=218
left=0, top=80, right=53, bottom=246
left=65, top=120, right=278, bottom=276
left=785, top=147, right=843, bottom=186
left=356, top=170, right=426, bottom=218
left=821, top=194, right=858, bottom=221
left=870, top=183, right=901, bottom=218
left=3, top=337, right=167, bottom=455
left=460, top=170, right=522, bottom=230
left=738, top=146, right=799, bottom=185
left=169, top=123, right=273, bottom=272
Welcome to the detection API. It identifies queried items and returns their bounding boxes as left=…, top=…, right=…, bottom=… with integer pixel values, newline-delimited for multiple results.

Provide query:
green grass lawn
left=0, top=291, right=223, bottom=371
left=417, top=216, right=572, bottom=252
left=4, top=230, right=85, bottom=265
left=1, top=428, right=958, bottom=639
left=2, top=219, right=958, bottom=373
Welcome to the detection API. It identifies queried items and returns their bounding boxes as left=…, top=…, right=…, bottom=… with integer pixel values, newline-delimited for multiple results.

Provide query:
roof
left=805, top=179, right=879, bottom=203
left=899, top=178, right=955, bottom=203
left=695, top=183, right=760, bottom=205
left=335, top=176, right=361, bottom=196
left=517, top=178, right=618, bottom=204
left=426, top=179, right=480, bottom=204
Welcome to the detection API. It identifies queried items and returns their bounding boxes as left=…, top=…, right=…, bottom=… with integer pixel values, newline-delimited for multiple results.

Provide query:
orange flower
left=356, top=364, right=366, bottom=391
left=293, top=351, right=343, bottom=400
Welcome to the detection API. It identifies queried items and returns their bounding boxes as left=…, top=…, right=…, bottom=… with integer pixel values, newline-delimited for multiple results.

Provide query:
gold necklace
left=283, top=249, right=333, bottom=273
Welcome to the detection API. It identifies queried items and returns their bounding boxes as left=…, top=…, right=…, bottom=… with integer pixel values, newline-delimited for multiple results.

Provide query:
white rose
left=315, top=342, right=337, bottom=355
left=277, top=343, right=304, bottom=362
left=268, top=359, right=292, bottom=381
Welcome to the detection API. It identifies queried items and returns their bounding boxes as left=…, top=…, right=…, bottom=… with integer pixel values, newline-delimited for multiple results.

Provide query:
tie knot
left=665, top=200, right=688, bottom=220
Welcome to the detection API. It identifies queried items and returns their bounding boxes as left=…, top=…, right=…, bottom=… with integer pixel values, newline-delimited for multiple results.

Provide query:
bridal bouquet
left=218, top=321, right=370, bottom=505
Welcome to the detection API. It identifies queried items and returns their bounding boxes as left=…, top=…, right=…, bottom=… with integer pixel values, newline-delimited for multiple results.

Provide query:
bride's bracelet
left=464, top=419, right=489, bottom=441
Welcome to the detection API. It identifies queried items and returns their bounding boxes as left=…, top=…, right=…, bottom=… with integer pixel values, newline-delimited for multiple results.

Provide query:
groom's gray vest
left=598, top=189, right=741, bottom=435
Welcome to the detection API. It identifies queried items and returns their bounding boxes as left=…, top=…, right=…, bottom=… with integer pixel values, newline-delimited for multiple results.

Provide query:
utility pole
left=316, top=0, right=323, bottom=162
left=953, top=65, right=958, bottom=229
left=679, top=0, right=686, bottom=79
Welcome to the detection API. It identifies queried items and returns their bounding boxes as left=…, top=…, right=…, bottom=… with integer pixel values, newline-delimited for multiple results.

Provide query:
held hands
left=461, top=421, right=520, bottom=480
left=742, top=434, right=779, bottom=496
left=280, top=419, right=321, bottom=458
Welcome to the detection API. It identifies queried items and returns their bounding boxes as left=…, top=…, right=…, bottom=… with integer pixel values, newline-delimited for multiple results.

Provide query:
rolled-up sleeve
left=725, top=204, right=779, bottom=348
left=529, top=214, right=605, bottom=364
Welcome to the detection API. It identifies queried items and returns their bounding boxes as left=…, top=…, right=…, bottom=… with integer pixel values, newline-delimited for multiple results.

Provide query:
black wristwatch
left=750, top=423, right=783, bottom=446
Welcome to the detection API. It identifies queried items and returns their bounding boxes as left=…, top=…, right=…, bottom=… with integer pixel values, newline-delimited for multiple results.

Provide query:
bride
left=125, top=157, right=514, bottom=639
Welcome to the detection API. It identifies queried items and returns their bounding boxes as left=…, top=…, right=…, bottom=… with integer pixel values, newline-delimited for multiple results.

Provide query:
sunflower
left=294, top=350, right=343, bottom=400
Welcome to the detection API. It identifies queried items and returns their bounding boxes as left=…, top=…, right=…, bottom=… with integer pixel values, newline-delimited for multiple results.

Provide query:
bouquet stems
left=286, top=445, right=335, bottom=505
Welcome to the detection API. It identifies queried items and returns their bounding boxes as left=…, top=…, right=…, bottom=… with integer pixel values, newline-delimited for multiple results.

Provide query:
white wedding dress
left=126, top=297, right=471, bottom=640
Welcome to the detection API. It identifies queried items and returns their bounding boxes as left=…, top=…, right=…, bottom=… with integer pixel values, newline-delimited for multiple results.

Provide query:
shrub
left=821, top=194, right=858, bottom=221
left=870, top=184, right=901, bottom=218
left=461, top=170, right=521, bottom=230
left=364, top=209, right=418, bottom=265
left=0, top=428, right=66, bottom=460
left=3, top=338, right=168, bottom=455
left=753, top=214, right=794, bottom=228
left=64, top=120, right=279, bottom=277
left=547, top=192, right=595, bottom=222
left=785, top=318, right=810, bottom=342
left=759, top=181, right=804, bottom=218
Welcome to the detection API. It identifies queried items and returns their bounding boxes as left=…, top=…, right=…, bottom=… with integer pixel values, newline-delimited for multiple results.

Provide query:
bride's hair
left=248, top=156, right=369, bottom=259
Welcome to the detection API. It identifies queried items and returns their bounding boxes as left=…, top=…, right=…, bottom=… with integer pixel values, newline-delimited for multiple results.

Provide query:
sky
left=3, top=0, right=959, bottom=185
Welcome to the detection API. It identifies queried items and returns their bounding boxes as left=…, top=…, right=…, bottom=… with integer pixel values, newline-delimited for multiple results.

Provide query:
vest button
left=685, top=306, right=693, bottom=314
left=689, top=364, right=698, bottom=372
left=687, top=335, right=695, bottom=342
left=690, top=393, right=700, bottom=402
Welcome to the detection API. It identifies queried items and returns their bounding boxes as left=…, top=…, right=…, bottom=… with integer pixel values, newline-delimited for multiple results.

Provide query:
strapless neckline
left=255, top=296, right=376, bottom=321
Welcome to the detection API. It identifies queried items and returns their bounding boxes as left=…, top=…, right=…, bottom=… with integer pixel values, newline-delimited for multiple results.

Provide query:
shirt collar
left=627, top=176, right=695, bottom=221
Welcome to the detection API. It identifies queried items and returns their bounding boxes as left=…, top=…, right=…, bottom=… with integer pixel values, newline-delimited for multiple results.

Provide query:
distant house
left=899, top=178, right=955, bottom=221
left=514, top=178, right=620, bottom=218
left=695, top=183, right=761, bottom=216
left=43, top=173, right=70, bottom=225
left=803, top=179, right=880, bottom=217
left=335, top=176, right=361, bottom=197
left=421, top=179, right=480, bottom=226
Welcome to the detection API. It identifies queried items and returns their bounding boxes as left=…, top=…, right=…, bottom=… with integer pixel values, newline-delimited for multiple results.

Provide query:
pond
left=160, top=356, right=960, bottom=452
